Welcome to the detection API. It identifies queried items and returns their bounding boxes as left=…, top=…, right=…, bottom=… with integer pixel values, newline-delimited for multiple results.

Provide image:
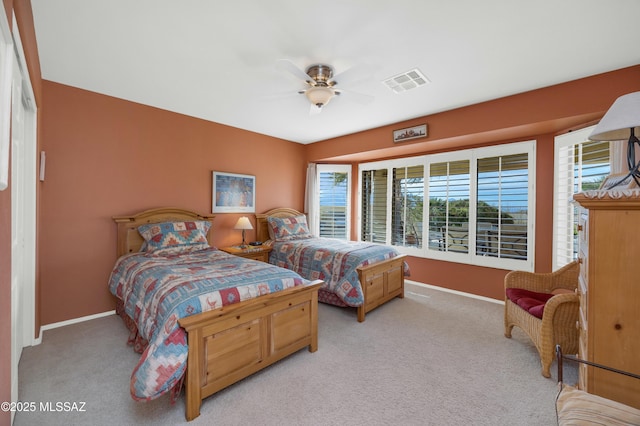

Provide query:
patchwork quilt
left=108, top=247, right=307, bottom=401
left=269, top=238, right=403, bottom=307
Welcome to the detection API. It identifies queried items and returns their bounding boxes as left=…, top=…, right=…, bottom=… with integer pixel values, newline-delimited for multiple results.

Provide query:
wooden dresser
left=574, top=190, right=640, bottom=409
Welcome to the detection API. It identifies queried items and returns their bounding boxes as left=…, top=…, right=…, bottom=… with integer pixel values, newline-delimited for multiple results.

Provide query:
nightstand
left=219, top=245, right=272, bottom=263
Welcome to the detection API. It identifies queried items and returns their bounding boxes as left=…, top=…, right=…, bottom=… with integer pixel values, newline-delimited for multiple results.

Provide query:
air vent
left=383, top=68, right=430, bottom=93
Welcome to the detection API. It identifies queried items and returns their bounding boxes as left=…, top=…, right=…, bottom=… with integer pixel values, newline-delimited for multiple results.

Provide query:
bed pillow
left=267, top=215, right=313, bottom=241
left=138, top=221, right=211, bottom=252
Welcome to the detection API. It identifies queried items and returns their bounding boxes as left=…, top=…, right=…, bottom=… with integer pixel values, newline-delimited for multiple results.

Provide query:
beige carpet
left=15, top=282, right=576, bottom=426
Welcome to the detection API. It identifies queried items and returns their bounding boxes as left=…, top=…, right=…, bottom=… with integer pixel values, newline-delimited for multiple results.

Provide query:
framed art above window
left=212, top=171, right=256, bottom=213
left=393, top=124, right=427, bottom=143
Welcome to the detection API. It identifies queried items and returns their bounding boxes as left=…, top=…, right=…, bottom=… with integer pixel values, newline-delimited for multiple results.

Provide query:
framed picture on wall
left=393, top=124, right=427, bottom=143
left=212, top=171, right=256, bottom=213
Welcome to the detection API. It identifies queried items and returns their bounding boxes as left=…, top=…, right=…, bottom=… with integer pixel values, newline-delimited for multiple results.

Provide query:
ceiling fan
left=276, top=59, right=373, bottom=114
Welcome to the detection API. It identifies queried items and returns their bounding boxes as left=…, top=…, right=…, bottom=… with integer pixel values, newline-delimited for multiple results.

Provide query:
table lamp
left=589, top=91, right=640, bottom=189
left=234, top=216, right=253, bottom=248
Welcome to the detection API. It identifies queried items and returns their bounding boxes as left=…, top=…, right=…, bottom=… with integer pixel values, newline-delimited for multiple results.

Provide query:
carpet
left=15, top=282, right=576, bottom=425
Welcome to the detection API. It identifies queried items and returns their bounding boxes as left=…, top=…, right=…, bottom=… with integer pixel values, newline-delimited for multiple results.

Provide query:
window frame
left=316, top=164, right=351, bottom=240
left=358, top=140, right=536, bottom=271
left=358, top=156, right=426, bottom=257
left=552, top=125, right=610, bottom=270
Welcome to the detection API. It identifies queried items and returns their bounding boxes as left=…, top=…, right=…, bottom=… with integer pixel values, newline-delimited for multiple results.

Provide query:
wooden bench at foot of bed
left=179, top=280, right=321, bottom=421
left=357, top=254, right=405, bottom=322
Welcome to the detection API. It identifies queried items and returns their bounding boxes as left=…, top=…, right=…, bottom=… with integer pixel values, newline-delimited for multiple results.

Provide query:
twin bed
left=256, top=207, right=407, bottom=322
left=109, top=206, right=406, bottom=421
left=110, top=207, right=321, bottom=421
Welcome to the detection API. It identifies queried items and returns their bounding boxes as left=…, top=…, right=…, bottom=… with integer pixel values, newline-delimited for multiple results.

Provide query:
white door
left=10, top=55, right=22, bottom=411
left=10, top=16, right=37, bottom=422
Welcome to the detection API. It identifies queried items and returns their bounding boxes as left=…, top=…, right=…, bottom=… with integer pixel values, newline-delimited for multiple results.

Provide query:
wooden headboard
left=113, top=207, right=215, bottom=257
left=255, top=207, right=305, bottom=242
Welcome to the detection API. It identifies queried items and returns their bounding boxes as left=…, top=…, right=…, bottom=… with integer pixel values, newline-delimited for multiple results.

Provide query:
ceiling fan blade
left=259, top=90, right=302, bottom=101
left=276, top=59, right=312, bottom=83
left=330, top=64, right=373, bottom=87
left=309, top=104, right=323, bottom=115
left=336, top=88, right=374, bottom=105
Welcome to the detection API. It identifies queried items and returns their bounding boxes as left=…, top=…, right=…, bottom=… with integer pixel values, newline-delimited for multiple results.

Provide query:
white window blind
left=391, top=165, right=424, bottom=248
left=428, top=160, right=470, bottom=253
left=358, top=141, right=534, bottom=270
left=361, top=169, right=388, bottom=243
left=476, top=153, right=529, bottom=261
left=317, top=165, right=350, bottom=239
left=553, top=127, right=609, bottom=270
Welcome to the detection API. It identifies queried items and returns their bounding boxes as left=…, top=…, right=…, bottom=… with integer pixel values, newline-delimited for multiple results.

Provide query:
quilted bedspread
left=108, top=247, right=307, bottom=401
left=269, top=238, right=402, bottom=307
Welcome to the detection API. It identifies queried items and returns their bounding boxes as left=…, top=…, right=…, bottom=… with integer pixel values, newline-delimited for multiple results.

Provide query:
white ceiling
left=31, top=0, right=640, bottom=145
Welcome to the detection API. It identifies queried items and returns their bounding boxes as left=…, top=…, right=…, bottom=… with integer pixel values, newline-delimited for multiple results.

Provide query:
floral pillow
left=138, top=221, right=211, bottom=252
left=267, top=215, right=313, bottom=241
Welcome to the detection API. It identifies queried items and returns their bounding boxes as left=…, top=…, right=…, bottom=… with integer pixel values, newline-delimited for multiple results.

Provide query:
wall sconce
left=234, top=216, right=253, bottom=248
left=590, top=91, right=640, bottom=189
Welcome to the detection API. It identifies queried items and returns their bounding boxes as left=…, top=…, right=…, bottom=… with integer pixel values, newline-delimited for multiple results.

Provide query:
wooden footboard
left=178, top=280, right=322, bottom=421
left=357, top=255, right=406, bottom=322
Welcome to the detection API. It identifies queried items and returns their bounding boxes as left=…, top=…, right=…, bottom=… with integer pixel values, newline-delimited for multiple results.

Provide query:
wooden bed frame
left=112, top=207, right=322, bottom=421
left=255, top=207, right=406, bottom=322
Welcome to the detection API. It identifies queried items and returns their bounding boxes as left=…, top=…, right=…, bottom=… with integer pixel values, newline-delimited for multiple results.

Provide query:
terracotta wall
left=308, top=65, right=640, bottom=300
left=38, top=65, right=640, bottom=327
left=39, top=81, right=307, bottom=325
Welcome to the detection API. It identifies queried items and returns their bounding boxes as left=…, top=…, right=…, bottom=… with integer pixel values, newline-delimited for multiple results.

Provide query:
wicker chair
left=504, top=261, right=580, bottom=378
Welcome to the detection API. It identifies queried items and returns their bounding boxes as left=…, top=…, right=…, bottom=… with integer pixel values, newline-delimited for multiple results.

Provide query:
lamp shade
left=305, top=86, right=334, bottom=107
left=590, top=91, right=640, bottom=141
left=234, top=216, right=253, bottom=230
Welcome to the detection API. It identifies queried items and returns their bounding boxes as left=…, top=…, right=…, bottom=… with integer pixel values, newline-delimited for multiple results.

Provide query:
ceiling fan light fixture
left=305, top=64, right=333, bottom=85
left=305, top=86, right=334, bottom=107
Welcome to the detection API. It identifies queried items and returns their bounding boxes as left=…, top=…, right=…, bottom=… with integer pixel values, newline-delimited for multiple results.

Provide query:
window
left=476, top=153, right=529, bottom=261
left=361, top=168, right=388, bottom=243
left=317, top=164, right=351, bottom=239
left=553, top=126, right=610, bottom=269
left=428, top=160, right=470, bottom=253
left=360, top=159, right=425, bottom=249
left=392, top=165, right=424, bottom=248
left=359, top=141, right=535, bottom=270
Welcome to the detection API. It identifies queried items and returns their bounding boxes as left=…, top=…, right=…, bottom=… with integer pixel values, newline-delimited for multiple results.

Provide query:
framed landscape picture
left=393, top=124, right=427, bottom=143
left=212, top=171, right=256, bottom=213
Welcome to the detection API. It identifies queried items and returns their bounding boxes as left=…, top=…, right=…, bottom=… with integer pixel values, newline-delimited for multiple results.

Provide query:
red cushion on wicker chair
left=527, top=303, right=545, bottom=319
left=506, top=288, right=554, bottom=319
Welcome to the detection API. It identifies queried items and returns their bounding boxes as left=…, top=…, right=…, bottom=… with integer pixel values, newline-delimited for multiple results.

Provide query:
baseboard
left=35, top=310, right=116, bottom=345
left=405, top=279, right=504, bottom=305
left=30, top=283, right=497, bottom=344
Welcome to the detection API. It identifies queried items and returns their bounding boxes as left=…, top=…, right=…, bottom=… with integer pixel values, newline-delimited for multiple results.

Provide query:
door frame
left=8, top=12, right=38, bottom=422
left=12, top=13, right=37, bottom=349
